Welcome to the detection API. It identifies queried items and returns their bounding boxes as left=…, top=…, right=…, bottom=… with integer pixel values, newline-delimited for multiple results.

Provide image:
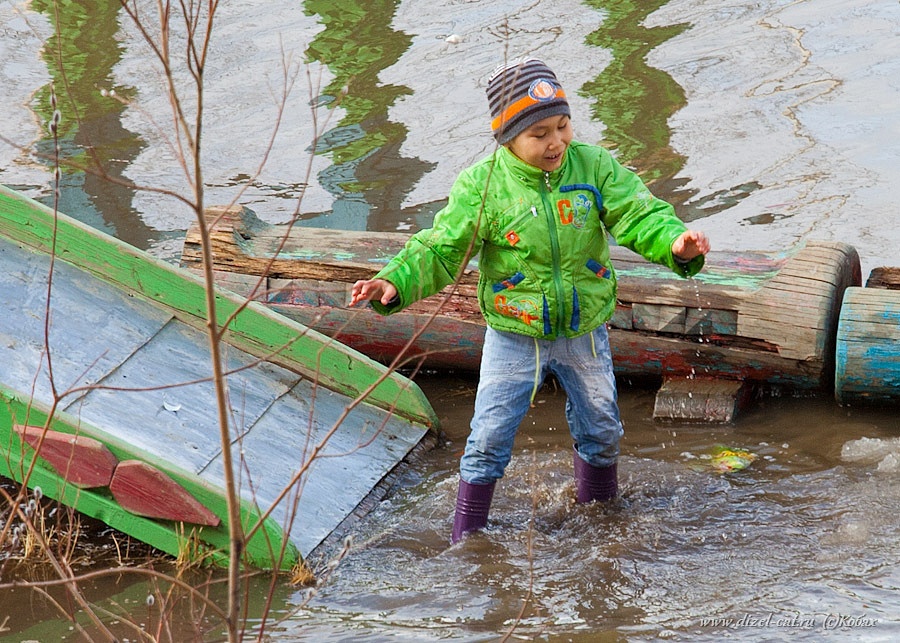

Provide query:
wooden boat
left=0, top=185, right=438, bottom=570
left=182, top=206, right=861, bottom=415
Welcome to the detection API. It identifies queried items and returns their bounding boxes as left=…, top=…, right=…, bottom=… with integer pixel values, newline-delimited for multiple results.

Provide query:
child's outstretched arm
left=671, top=230, right=710, bottom=261
left=350, top=278, right=398, bottom=307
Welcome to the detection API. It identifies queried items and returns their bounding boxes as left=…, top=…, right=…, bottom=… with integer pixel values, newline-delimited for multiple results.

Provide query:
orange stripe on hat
left=491, top=85, right=567, bottom=134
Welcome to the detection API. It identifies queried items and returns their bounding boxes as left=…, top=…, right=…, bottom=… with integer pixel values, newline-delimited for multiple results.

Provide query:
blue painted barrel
left=835, top=286, right=900, bottom=404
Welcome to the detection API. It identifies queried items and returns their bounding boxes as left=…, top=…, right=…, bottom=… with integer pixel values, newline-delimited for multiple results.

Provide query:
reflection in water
left=578, top=3, right=768, bottom=223
left=580, top=0, right=689, bottom=186
left=302, top=0, right=434, bottom=231
left=30, top=0, right=154, bottom=249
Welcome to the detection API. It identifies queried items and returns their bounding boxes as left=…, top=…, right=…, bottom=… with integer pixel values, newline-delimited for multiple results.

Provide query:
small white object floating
left=445, top=34, right=462, bottom=44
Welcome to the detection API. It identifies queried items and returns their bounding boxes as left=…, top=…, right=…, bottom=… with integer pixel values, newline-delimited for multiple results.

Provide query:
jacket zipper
left=541, top=171, right=567, bottom=335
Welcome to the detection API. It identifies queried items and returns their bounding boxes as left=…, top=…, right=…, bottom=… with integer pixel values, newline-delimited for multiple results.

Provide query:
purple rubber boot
left=573, top=449, right=618, bottom=503
left=451, top=479, right=495, bottom=543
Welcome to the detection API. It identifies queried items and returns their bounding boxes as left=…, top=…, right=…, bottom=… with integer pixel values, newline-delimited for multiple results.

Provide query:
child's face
left=506, top=114, right=573, bottom=172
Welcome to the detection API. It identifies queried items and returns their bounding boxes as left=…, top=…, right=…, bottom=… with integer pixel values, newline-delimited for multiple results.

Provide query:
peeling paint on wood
left=835, top=286, right=900, bottom=404
left=109, top=460, right=221, bottom=526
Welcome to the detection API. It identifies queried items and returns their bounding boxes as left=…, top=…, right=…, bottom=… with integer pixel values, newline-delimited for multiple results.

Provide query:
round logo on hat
left=528, top=78, right=557, bottom=101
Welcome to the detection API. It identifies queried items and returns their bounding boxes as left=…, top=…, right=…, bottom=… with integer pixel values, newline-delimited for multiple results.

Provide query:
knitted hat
left=486, top=58, right=570, bottom=144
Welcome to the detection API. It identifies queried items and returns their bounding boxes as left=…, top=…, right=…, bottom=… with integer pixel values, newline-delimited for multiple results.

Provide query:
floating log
left=183, top=206, right=861, bottom=396
left=834, top=280, right=900, bottom=404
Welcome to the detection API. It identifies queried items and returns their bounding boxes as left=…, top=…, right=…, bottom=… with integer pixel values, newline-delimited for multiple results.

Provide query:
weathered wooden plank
left=685, top=308, right=738, bottom=335
left=609, top=303, right=633, bottom=330
left=67, top=311, right=435, bottom=556
left=0, top=187, right=437, bottom=427
left=653, top=377, right=751, bottom=423
left=608, top=330, right=820, bottom=387
left=199, top=378, right=427, bottom=556
left=632, top=304, right=686, bottom=333
left=0, top=240, right=174, bottom=406
left=71, top=319, right=302, bottom=474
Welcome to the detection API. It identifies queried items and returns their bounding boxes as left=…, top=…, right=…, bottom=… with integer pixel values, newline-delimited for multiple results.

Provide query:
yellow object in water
left=710, top=446, right=757, bottom=472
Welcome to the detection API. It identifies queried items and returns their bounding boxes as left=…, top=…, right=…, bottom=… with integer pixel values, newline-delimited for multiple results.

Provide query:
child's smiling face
left=505, top=114, right=573, bottom=172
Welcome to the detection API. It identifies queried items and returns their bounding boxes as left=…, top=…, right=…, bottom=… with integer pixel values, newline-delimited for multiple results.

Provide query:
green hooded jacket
left=372, top=141, right=703, bottom=339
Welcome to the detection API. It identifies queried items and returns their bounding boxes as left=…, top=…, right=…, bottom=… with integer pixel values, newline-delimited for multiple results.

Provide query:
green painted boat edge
left=0, top=385, right=299, bottom=571
left=0, top=184, right=438, bottom=429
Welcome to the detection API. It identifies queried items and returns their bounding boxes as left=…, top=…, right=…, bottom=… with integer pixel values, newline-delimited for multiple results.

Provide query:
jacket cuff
left=371, top=293, right=402, bottom=315
left=672, top=253, right=705, bottom=278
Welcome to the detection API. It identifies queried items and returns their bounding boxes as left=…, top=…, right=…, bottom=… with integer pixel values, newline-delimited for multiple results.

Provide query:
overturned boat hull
left=0, top=186, right=438, bottom=570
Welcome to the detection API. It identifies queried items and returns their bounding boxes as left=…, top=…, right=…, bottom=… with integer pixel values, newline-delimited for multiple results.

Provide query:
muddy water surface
left=280, top=375, right=898, bottom=641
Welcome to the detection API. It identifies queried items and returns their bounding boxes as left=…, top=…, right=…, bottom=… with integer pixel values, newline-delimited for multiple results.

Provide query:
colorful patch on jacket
left=493, top=293, right=541, bottom=326
left=492, top=271, right=526, bottom=293
left=505, top=230, right=520, bottom=246
left=560, top=183, right=603, bottom=229
left=556, top=193, right=593, bottom=229
left=586, top=258, right=611, bottom=279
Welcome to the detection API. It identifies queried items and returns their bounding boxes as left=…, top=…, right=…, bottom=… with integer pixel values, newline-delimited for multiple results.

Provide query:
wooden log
left=632, top=304, right=686, bottom=333
left=182, top=206, right=861, bottom=390
left=834, top=286, right=900, bottom=404
left=652, top=377, right=752, bottom=423
left=866, top=267, right=900, bottom=290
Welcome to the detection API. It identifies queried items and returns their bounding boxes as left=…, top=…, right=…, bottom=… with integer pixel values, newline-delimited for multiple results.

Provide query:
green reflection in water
left=580, top=0, right=689, bottom=185
left=303, top=0, right=433, bottom=230
left=31, top=0, right=152, bottom=247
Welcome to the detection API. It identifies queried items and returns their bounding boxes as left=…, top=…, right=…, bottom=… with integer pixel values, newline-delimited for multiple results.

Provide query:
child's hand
left=672, top=230, right=710, bottom=261
left=349, top=278, right=398, bottom=307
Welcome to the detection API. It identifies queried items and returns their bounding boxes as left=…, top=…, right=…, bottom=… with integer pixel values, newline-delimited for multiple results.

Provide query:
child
left=350, top=58, right=709, bottom=543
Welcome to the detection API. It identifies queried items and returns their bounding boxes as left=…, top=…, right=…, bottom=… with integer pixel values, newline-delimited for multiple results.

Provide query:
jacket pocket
left=500, top=204, right=540, bottom=247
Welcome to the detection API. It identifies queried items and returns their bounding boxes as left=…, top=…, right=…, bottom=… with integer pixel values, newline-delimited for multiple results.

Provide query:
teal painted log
left=835, top=286, right=900, bottom=404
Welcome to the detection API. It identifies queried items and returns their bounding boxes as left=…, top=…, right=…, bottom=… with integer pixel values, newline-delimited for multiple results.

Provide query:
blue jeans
left=460, top=325, right=624, bottom=484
